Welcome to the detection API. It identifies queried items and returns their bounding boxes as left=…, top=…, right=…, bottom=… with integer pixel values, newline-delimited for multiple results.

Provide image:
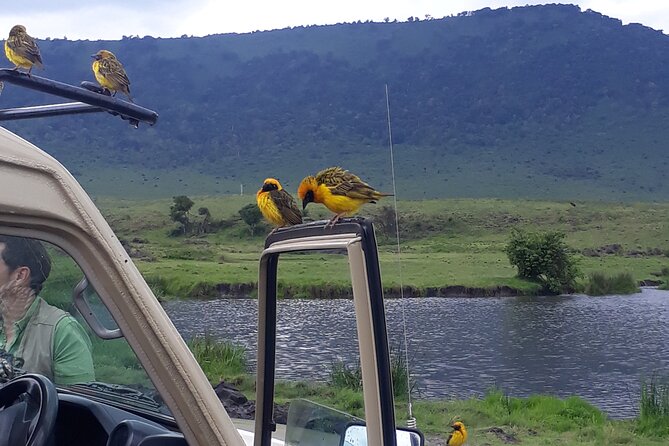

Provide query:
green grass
left=188, top=335, right=247, bottom=383
left=87, top=196, right=669, bottom=298
left=328, top=361, right=363, bottom=391
left=403, top=389, right=668, bottom=445
left=328, top=347, right=412, bottom=400
left=159, top=335, right=669, bottom=444
left=80, top=331, right=669, bottom=445
left=584, top=271, right=640, bottom=296
left=637, top=375, right=669, bottom=437
left=657, top=267, right=669, bottom=291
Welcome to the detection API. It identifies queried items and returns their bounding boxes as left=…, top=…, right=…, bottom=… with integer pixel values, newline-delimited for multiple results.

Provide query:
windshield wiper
left=64, top=381, right=171, bottom=415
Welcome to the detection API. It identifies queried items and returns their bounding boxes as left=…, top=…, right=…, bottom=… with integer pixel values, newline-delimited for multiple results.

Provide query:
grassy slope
left=94, top=196, right=669, bottom=298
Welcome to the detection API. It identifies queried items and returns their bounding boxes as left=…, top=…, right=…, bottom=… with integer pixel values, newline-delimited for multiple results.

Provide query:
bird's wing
left=316, top=167, right=380, bottom=200
left=270, top=189, right=302, bottom=225
left=8, top=35, right=42, bottom=64
left=98, top=58, right=131, bottom=89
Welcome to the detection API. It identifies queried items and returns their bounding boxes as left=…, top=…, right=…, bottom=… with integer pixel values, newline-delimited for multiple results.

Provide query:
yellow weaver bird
left=446, top=421, right=468, bottom=446
left=4, top=25, right=43, bottom=74
left=297, top=166, right=392, bottom=226
left=256, top=178, right=303, bottom=227
left=91, top=50, right=133, bottom=102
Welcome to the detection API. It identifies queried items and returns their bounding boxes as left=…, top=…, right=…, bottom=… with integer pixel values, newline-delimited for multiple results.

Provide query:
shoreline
left=157, top=279, right=665, bottom=300
left=166, top=281, right=531, bottom=300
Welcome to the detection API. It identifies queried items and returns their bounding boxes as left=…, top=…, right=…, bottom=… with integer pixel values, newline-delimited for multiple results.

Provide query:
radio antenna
left=385, top=84, right=416, bottom=428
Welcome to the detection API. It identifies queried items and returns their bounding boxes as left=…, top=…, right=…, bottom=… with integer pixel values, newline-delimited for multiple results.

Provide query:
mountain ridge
left=1, top=4, right=668, bottom=201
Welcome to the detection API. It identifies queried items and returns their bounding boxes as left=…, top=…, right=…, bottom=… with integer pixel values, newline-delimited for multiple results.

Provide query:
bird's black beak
left=91, top=54, right=99, bottom=60
left=261, top=183, right=271, bottom=192
left=302, top=191, right=313, bottom=210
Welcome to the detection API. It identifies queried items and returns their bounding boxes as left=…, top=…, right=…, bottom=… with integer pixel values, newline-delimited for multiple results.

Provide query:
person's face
left=0, top=244, right=13, bottom=287
left=0, top=243, right=30, bottom=290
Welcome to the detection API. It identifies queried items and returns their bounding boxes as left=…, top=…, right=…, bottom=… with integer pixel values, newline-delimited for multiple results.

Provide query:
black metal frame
left=0, top=69, right=157, bottom=126
left=260, top=218, right=397, bottom=446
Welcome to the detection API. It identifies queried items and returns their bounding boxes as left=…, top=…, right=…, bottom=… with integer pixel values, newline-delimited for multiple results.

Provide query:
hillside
left=2, top=4, right=669, bottom=200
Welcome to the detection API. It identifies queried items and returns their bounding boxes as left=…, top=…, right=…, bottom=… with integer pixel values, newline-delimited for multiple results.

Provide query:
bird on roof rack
left=298, top=166, right=392, bottom=227
left=4, top=25, right=43, bottom=75
left=257, top=178, right=303, bottom=228
left=91, top=50, right=133, bottom=102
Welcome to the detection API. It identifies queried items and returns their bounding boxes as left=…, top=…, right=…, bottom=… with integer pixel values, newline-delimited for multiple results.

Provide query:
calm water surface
left=164, top=288, right=669, bottom=418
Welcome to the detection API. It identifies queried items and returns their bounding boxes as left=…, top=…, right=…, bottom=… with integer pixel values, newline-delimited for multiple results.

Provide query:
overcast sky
left=1, top=1, right=668, bottom=41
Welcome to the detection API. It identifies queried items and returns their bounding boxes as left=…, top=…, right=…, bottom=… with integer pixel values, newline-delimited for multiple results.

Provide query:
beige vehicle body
left=0, top=126, right=245, bottom=445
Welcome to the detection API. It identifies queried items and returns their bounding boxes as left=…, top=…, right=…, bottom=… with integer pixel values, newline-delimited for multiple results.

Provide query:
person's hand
left=0, top=352, right=15, bottom=382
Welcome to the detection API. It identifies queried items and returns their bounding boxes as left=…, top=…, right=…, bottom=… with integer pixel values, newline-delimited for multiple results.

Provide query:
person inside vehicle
left=0, top=235, right=95, bottom=385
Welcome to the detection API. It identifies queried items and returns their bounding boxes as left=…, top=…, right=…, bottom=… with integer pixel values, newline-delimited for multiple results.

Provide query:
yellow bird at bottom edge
left=446, top=421, right=468, bottom=446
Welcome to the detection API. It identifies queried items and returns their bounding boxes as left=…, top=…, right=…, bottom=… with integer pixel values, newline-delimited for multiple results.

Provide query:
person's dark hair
left=0, top=236, right=51, bottom=293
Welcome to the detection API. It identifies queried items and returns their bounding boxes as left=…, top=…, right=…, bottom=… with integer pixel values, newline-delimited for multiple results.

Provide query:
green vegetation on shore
left=585, top=271, right=640, bottom=296
left=76, top=332, right=669, bottom=445
left=191, top=338, right=669, bottom=445
left=95, top=196, right=669, bottom=298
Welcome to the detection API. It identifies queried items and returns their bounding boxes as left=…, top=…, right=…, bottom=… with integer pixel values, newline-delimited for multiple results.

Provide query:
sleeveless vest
left=13, top=298, right=68, bottom=380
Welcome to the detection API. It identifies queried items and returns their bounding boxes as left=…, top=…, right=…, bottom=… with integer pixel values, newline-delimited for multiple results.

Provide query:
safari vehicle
left=0, top=69, right=424, bottom=446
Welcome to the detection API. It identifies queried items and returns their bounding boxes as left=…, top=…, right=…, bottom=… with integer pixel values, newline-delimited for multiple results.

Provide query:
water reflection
left=164, top=288, right=669, bottom=418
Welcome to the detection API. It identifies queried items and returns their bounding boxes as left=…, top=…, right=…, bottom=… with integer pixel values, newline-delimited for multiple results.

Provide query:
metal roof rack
left=0, top=69, right=158, bottom=127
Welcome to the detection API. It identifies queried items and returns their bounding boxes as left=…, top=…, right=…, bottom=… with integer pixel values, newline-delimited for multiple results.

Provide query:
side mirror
left=341, top=423, right=425, bottom=446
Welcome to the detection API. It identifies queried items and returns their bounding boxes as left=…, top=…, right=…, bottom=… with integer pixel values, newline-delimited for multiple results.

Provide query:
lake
left=164, top=287, right=669, bottom=418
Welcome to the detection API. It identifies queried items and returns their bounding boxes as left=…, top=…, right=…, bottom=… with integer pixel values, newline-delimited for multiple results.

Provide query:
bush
left=637, top=375, right=669, bottom=437
left=659, top=267, right=669, bottom=291
left=585, top=271, right=639, bottom=296
left=328, top=346, right=415, bottom=399
left=188, top=335, right=247, bottom=382
left=169, top=195, right=194, bottom=236
left=505, top=229, right=580, bottom=294
left=329, top=361, right=363, bottom=391
left=238, top=203, right=263, bottom=236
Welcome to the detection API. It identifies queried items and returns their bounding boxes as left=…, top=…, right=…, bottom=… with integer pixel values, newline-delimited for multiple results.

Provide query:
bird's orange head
left=297, top=176, right=319, bottom=210
left=92, top=50, right=116, bottom=61
left=451, top=421, right=465, bottom=431
left=9, top=25, right=26, bottom=37
left=260, top=178, right=282, bottom=193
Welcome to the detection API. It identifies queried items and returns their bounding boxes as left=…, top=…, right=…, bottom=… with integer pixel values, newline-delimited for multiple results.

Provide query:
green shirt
left=0, top=296, right=95, bottom=385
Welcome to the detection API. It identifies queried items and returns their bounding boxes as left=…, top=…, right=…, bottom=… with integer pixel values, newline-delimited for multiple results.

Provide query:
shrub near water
left=637, top=376, right=669, bottom=437
left=505, top=229, right=580, bottom=294
left=189, top=335, right=247, bottom=382
left=329, top=361, right=362, bottom=391
left=328, top=349, right=413, bottom=399
left=585, top=271, right=639, bottom=296
left=659, top=267, right=669, bottom=291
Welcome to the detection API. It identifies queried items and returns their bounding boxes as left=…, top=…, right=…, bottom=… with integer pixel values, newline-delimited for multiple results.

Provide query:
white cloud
left=0, top=1, right=200, bottom=40
left=580, top=0, right=669, bottom=31
left=0, top=1, right=667, bottom=41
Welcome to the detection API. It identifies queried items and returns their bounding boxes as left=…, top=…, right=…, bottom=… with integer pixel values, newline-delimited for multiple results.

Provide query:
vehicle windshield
left=0, top=234, right=168, bottom=416
left=0, top=234, right=376, bottom=439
